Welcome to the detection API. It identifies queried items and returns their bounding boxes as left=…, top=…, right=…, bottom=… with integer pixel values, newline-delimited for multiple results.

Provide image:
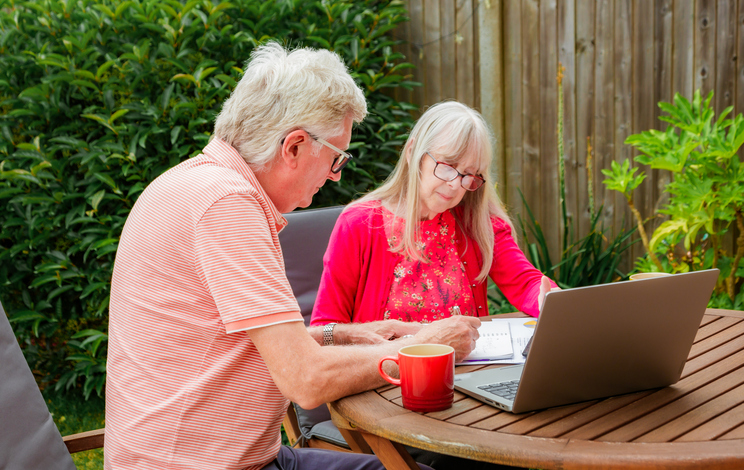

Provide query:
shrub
left=0, top=0, right=418, bottom=398
left=603, top=90, right=744, bottom=309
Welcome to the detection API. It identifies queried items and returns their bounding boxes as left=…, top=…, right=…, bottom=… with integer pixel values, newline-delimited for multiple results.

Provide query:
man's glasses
left=426, top=152, right=485, bottom=191
left=308, top=133, right=353, bottom=174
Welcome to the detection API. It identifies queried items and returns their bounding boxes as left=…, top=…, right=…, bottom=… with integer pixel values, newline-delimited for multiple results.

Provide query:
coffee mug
left=629, top=272, right=673, bottom=280
left=378, top=344, right=455, bottom=413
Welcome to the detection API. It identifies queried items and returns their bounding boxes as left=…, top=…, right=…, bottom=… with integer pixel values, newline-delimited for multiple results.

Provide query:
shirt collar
left=202, top=138, right=288, bottom=231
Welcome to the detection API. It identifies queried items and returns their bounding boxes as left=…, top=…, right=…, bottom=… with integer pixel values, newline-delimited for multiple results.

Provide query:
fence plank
left=408, top=0, right=426, bottom=111
left=424, top=0, right=442, bottom=104
left=478, top=1, right=505, bottom=194
left=521, top=0, right=541, bottom=227
left=632, top=0, right=657, bottom=263
left=695, top=0, right=716, bottom=97
left=615, top=0, right=635, bottom=260
left=503, top=0, right=524, bottom=215
left=738, top=0, right=744, bottom=119
left=594, top=0, right=619, bottom=246
left=441, top=0, right=457, bottom=101
left=574, top=0, right=594, bottom=237
left=540, top=0, right=560, bottom=260
left=672, top=0, right=695, bottom=101
left=716, top=0, right=737, bottom=112
left=456, top=0, right=476, bottom=107
left=654, top=0, right=674, bottom=233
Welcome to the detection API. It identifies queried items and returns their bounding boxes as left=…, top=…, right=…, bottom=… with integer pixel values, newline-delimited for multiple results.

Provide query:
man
left=105, top=42, right=480, bottom=470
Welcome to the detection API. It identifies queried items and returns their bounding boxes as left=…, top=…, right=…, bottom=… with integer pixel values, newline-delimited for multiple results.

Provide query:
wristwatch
left=323, top=323, right=337, bottom=346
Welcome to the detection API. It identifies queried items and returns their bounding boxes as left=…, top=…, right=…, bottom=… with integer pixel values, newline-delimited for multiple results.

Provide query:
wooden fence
left=394, top=0, right=744, bottom=272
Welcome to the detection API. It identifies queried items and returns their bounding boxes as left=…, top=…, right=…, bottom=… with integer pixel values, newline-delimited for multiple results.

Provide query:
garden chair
left=0, top=299, right=103, bottom=470
left=279, top=205, right=370, bottom=454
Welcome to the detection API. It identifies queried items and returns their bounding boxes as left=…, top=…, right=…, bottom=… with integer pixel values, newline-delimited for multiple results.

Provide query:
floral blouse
left=382, top=208, right=476, bottom=323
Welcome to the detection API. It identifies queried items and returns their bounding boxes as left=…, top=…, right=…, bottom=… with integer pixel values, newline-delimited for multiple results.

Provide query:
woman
left=311, top=101, right=556, bottom=330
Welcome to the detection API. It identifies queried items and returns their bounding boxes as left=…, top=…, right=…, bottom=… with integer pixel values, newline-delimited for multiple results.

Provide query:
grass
left=44, top=390, right=105, bottom=469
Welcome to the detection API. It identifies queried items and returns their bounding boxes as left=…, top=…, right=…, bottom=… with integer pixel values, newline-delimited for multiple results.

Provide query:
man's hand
left=310, top=320, right=423, bottom=346
left=413, top=315, right=481, bottom=361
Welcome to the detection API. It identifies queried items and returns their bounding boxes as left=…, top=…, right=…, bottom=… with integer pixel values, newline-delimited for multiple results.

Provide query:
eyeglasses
left=308, top=133, right=354, bottom=174
left=426, top=152, right=485, bottom=191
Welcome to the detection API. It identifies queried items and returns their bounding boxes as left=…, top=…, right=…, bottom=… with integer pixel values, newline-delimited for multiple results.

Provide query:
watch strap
left=323, top=323, right=337, bottom=346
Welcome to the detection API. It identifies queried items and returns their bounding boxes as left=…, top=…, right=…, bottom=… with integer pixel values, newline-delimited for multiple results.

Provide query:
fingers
left=539, top=275, right=552, bottom=311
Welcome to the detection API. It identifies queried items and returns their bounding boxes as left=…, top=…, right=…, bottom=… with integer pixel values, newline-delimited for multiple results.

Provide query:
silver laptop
left=454, top=269, right=719, bottom=413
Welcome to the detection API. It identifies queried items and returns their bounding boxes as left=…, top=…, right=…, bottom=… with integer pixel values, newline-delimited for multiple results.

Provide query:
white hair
left=356, top=101, right=513, bottom=282
left=213, top=42, right=367, bottom=171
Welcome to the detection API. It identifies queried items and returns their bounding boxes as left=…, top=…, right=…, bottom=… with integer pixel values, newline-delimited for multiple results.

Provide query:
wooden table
left=329, top=309, right=744, bottom=469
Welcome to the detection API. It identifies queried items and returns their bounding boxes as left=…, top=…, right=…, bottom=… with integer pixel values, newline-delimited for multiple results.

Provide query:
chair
left=0, top=300, right=103, bottom=469
left=279, top=206, right=370, bottom=454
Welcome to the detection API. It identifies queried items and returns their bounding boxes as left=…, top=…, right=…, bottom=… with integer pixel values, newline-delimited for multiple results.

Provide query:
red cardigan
left=310, top=202, right=551, bottom=326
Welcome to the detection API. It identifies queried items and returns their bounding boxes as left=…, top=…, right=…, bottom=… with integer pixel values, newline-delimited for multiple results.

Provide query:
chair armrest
left=63, top=428, right=105, bottom=453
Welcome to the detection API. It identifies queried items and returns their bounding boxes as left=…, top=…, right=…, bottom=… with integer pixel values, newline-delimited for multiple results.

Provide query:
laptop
left=454, top=269, right=719, bottom=413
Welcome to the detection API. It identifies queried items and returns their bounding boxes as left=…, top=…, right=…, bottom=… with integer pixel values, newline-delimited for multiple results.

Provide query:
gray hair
left=213, top=42, right=367, bottom=171
left=358, top=101, right=513, bottom=281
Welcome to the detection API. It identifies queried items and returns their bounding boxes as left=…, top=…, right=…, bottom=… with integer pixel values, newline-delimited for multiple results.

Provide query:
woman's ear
left=404, top=139, right=415, bottom=165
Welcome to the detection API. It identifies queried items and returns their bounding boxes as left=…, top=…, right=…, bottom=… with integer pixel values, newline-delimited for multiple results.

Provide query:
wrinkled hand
left=334, top=320, right=423, bottom=345
left=538, top=275, right=561, bottom=312
left=414, top=316, right=481, bottom=361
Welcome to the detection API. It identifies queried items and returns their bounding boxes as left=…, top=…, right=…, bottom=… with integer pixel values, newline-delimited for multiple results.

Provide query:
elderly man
left=104, top=42, right=479, bottom=470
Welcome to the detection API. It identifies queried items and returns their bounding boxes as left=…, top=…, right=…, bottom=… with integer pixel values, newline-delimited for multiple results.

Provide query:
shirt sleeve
left=310, top=207, right=363, bottom=325
left=489, top=218, right=556, bottom=317
left=194, top=193, right=302, bottom=333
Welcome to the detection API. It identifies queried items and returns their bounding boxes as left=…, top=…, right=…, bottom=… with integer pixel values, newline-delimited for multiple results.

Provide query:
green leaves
left=1, top=0, right=418, bottom=399
left=600, top=160, right=646, bottom=202
left=606, top=89, right=744, bottom=303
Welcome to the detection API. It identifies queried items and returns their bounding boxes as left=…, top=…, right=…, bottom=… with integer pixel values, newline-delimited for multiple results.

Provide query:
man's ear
left=280, top=130, right=308, bottom=169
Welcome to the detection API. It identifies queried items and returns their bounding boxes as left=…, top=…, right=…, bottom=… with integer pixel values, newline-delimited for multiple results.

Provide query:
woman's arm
left=489, top=218, right=558, bottom=316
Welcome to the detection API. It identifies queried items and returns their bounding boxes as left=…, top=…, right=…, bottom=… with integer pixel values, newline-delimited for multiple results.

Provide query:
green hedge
left=0, top=0, right=418, bottom=398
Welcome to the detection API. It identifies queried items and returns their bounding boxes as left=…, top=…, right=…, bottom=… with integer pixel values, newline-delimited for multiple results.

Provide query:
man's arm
left=248, top=314, right=480, bottom=410
left=306, top=319, right=423, bottom=345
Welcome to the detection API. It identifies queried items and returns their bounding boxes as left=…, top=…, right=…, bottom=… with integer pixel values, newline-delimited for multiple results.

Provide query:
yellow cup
left=629, top=272, right=673, bottom=280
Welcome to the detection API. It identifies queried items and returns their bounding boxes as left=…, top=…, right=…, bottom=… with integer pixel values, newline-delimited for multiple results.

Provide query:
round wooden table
left=330, top=309, right=744, bottom=469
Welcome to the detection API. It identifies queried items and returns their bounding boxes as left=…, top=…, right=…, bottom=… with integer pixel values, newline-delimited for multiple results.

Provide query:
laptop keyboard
left=478, top=380, right=520, bottom=400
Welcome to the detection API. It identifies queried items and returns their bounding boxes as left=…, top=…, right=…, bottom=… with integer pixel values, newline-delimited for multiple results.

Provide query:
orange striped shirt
left=105, top=138, right=302, bottom=470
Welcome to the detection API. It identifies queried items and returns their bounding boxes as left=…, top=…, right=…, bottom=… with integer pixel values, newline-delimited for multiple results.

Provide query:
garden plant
left=603, top=90, right=744, bottom=310
left=0, top=0, right=419, bottom=400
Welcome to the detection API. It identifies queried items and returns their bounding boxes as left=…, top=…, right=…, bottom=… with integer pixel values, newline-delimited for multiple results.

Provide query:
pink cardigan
left=310, top=202, right=552, bottom=326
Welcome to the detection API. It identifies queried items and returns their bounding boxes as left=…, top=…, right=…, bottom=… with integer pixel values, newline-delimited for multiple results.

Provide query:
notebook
left=454, top=269, right=719, bottom=413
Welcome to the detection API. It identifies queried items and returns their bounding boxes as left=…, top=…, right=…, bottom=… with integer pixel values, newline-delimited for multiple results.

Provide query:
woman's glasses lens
left=432, top=160, right=484, bottom=191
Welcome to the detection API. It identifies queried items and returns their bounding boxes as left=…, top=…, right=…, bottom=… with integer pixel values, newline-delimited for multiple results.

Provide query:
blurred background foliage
left=0, top=0, right=418, bottom=399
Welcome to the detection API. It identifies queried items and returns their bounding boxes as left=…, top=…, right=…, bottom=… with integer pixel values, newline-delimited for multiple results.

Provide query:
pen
left=461, top=358, right=491, bottom=363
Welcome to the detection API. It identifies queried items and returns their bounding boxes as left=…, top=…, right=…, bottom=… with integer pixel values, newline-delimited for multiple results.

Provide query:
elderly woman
left=311, top=101, right=556, bottom=332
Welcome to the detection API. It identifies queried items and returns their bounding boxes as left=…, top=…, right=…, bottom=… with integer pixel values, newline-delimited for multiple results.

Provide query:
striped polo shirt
left=105, top=138, right=302, bottom=470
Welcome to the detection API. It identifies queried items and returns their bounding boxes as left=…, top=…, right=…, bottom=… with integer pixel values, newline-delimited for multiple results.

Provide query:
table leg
left=337, top=428, right=373, bottom=454
left=359, top=431, right=419, bottom=470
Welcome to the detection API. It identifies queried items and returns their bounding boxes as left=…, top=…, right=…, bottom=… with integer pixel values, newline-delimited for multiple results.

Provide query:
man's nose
left=327, top=169, right=342, bottom=182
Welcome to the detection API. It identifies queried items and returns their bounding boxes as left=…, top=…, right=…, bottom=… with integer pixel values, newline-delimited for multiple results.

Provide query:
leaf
left=90, top=189, right=106, bottom=210
left=109, top=109, right=130, bottom=124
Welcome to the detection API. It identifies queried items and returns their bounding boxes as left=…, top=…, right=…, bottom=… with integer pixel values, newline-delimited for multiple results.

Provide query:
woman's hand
left=538, top=275, right=560, bottom=312
left=414, top=315, right=481, bottom=362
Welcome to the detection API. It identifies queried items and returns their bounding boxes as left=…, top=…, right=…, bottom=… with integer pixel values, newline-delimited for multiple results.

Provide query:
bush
left=603, top=90, right=744, bottom=308
left=0, top=0, right=418, bottom=398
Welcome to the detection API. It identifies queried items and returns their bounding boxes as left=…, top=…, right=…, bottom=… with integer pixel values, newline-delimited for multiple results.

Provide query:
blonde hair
left=357, top=101, right=513, bottom=281
left=213, top=42, right=367, bottom=171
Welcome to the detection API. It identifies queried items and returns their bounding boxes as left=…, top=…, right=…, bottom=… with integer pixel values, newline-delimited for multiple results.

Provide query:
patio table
left=329, top=309, right=744, bottom=469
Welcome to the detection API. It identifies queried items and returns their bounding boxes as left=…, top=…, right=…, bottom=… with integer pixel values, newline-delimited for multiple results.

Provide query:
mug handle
left=378, top=355, right=401, bottom=385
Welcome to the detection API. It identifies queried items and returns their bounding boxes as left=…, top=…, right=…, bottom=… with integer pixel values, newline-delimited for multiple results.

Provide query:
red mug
left=378, top=344, right=455, bottom=413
